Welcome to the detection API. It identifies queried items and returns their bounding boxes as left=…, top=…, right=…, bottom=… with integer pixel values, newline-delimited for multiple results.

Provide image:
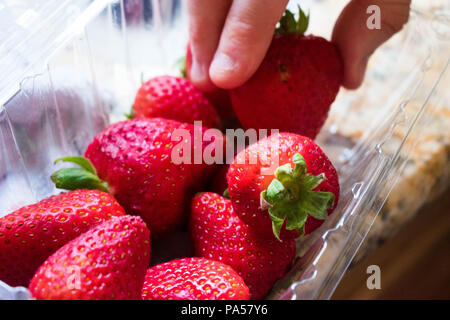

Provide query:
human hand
left=187, top=0, right=411, bottom=91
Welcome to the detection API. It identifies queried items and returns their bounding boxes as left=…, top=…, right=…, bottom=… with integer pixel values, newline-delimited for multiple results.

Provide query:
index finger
left=209, top=0, right=289, bottom=89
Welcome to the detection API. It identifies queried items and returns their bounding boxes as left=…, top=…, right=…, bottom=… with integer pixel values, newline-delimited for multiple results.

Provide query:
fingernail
left=190, top=58, right=208, bottom=85
left=210, top=52, right=237, bottom=77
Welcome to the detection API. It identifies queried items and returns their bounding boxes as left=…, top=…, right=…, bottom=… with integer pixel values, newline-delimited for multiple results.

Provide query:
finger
left=187, top=0, right=232, bottom=91
left=332, top=0, right=411, bottom=89
left=209, top=0, right=289, bottom=89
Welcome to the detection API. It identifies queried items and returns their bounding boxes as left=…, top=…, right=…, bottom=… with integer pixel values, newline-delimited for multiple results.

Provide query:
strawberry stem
left=260, top=153, right=334, bottom=240
left=125, top=108, right=134, bottom=119
left=275, top=5, right=310, bottom=36
left=178, top=56, right=187, bottom=79
left=51, top=156, right=109, bottom=193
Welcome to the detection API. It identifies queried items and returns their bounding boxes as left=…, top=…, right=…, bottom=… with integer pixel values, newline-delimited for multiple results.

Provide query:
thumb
left=332, top=0, right=411, bottom=89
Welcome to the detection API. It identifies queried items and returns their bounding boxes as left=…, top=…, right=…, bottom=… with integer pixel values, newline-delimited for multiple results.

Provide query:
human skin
left=187, top=0, right=411, bottom=91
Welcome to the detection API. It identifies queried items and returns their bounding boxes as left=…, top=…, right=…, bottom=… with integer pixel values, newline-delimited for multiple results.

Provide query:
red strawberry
left=190, top=192, right=296, bottom=299
left=141, top=257, right=249, bottom=300
left=55, top=118, right=217, bottom=239
left=0, top=189, right=125, bottom=287
left=29, top=215, right=150, bottom=300
left=132, top=75, right=220, bottom=129
left=185, top=44, right=240, bottom=129
left=229, top=7, right=343, bottom=139
left=227, top=132, right=339, bottom=240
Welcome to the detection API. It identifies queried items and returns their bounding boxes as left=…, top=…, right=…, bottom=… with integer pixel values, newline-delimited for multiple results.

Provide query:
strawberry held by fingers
left=132, top=75, right=221, bottom=129
left=141, top=257, right=249, bottom=300
left=0, top=188, right=125, bottom=287
left=190, top=192, right=296, bottom=299
left=29, top=215, right=150, bottom=300
left=229, top=7, right=343, bottom=139
left=227, top=133, right=339, bottom=240
left=53, top=118, right=218, bottom=239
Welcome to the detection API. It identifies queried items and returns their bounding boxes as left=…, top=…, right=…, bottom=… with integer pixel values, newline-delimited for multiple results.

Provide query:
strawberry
left=229, top=7, right=343, bottom=139
left=227, top=132, right=339, bottom=240
left=29, top=215, right=150, bottom=300
left=141, top=257, right=249, bottom=300
left=0, top=189, right=125, bottom=287
left=53, top=118, right=216, bottom=239
left=190, top=192, right=296, bottom=299
left=132, top=75, right=220, bottom=129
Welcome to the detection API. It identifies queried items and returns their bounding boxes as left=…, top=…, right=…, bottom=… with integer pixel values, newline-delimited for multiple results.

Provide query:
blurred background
left=333, top=189, right=450, bottom=299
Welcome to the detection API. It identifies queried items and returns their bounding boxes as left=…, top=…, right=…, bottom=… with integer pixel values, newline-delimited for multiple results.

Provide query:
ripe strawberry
left=53, top=118, right=217, bottom=239
left=229, top=7, right=343, bottom=139
left=0, top=189, right=125, bottom=287
left=29, top=215, right=150, bottom=300
left=227, top=132, right=339, bottom=240
left=190, top=192, right=296, bottom=299
left=132, top=75, right=220, bottom=129
left=141, top=257, right=249, bottom=300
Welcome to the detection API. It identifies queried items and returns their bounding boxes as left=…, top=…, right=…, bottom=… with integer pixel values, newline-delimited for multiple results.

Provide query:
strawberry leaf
left=275, top=5, right=310, bottom=36
left=54, top=156, right=97, bottom=175
left=278, top=9, right=297, bottom=35
left=302, top=173, right=325, bottom=191
left=263, top=179, right=286, bottom=203
left=51, top=156, right=109, bottom=193
left=274, top=163, right=294, bottom=185
left=125, top=108, right=134, bottom=119
left=260, top=153, right=334, bottom=240
left=268, top=209, right=284, bottom=241
left=296, top=5, right=310, bottom=35
left=51, top=168, right=109, bottom=193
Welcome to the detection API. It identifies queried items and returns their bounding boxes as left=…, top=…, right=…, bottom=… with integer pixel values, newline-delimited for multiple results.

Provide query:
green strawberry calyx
left=125, top=108, right=134, bottom=119
left=178, top=56, right=187, bottom=79
left=260, top=153, right=334, bottom=240
left=51, top=156, right=109, bottom=193
left=275, top=5, right=310, bottom=36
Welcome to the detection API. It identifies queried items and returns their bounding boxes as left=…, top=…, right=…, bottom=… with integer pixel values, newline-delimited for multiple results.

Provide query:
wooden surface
left=332, top=188, right=450, bottom=300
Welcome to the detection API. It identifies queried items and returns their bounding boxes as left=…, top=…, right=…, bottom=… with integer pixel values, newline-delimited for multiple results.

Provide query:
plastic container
left=0, top=0, right=448, bottom=300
